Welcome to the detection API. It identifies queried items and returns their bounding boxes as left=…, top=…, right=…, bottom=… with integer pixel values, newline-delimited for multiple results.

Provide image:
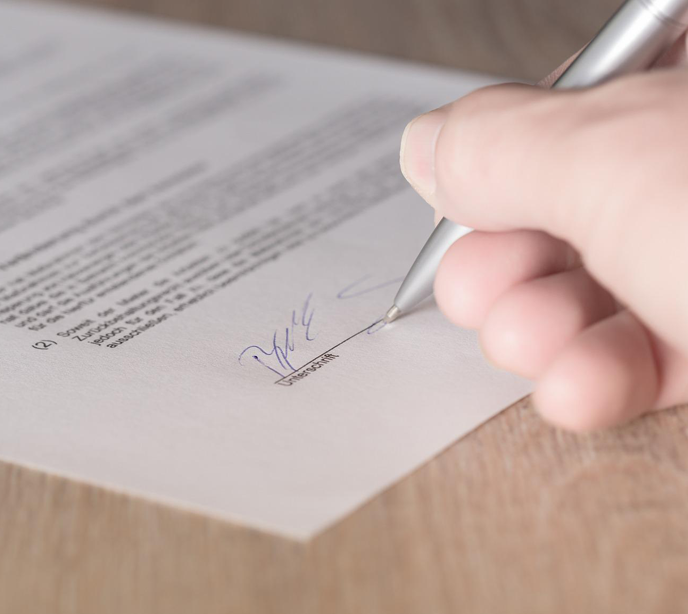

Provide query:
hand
left=399, top=37, right=688, bottom=432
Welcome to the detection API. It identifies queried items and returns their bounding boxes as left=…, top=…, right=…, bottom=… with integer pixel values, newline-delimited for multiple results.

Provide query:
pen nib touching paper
left=383, top=305, right=401, bottom=324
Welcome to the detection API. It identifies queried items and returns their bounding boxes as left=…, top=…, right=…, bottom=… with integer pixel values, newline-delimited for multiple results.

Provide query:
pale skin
left=399, top=35, right=688, bottom=432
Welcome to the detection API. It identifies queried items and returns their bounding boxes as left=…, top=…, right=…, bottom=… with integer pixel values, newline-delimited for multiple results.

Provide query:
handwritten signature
left=366, top=319, right=387, bottom=335
left=337, top=275, right=403, bottom=300
left=240, top=275, right=398, bottom=377
left=239, top=293, right=316, bottom=377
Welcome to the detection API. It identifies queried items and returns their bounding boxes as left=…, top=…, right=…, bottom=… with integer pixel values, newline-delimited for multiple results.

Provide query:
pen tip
left=383, top=305, right=401, bottom=324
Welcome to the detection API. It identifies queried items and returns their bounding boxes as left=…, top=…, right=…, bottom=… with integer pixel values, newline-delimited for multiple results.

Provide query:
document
left=0, top=1, right=531, bottom=538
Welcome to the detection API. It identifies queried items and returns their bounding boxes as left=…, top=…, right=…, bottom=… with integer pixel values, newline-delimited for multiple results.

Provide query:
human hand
left=399, top=38, right=688, bottom=431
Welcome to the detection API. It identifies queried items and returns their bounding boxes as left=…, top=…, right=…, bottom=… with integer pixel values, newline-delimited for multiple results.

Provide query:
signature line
left=274, top=320, right=381, bottom=384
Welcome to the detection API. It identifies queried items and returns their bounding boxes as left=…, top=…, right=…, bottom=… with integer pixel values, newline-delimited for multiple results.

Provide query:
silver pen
left=384, top=0, right=688, bottom=324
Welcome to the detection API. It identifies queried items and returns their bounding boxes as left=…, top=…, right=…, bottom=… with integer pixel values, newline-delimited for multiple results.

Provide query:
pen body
left=390, top=0, right=688, bottom=316
left=554, top=0, right=688, bottom=89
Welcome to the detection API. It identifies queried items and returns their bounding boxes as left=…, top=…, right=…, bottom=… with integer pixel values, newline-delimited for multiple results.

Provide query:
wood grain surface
left=4, top=0, right=688, bottom=612
left=50, top=0, right=623, bottom=80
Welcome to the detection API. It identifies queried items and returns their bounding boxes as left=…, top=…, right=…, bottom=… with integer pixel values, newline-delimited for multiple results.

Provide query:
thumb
left=400, top=81, right=580, bottom=232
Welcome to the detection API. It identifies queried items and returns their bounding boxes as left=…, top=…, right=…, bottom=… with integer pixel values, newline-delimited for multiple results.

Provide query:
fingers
left=400, top=83, right=548, bottom=222
left=402, top=38, right=688, bottom=431
left=404, top=81, right=568, bottom=229
left=435, top=229, right=688, bottom=429
left=533, top=311, right=659, bottom=432
left=480, top=268, right=617, bottom=379
left=534, top=311, right=688, bottom=432
left=402, top=70, right=688, bottom=354
left=400, top=104, right=449, bottom=203
left=437, top=236, right=688, bottom=429
left=434, top=229, right=576, bottom=329
left=650, top=336, right=688, bottom=410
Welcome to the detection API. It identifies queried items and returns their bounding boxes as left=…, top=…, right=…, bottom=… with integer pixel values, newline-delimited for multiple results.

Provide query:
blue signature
left=366, top=319, right=387, bottom=335
left=337, top=275, right=404, bottom=300
left=239, top=293, right=316, bottom=377
left=240, top=276, right=398, bottom=377
left=338, top=275, right=399, bottom=335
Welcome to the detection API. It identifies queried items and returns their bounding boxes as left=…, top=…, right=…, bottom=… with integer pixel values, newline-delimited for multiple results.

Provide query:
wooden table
left=4, top=0, right=688, bottom=612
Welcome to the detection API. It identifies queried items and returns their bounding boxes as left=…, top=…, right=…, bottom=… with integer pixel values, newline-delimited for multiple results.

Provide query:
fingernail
left=400, top=107, right=448, bottom=201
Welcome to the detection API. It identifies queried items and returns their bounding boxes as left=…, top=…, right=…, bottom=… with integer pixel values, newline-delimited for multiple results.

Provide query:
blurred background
left=47, top=0, right=622, bottom=80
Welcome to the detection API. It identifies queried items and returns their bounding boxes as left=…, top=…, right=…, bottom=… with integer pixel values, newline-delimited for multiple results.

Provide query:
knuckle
left=433, top=86, right=512, bottom=198
left=433, top=107, right=468, bottom=200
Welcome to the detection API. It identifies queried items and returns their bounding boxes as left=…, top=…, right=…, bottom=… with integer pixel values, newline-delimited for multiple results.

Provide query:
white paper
left=0, top=1, right=531, bottom=539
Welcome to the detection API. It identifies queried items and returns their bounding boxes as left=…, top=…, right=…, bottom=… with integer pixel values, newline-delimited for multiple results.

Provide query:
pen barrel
left=390, top=0, right=688, bottom=316
left=392, top=220, right=472, bottom=312
left=553, top=0, right=688, bottom=90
